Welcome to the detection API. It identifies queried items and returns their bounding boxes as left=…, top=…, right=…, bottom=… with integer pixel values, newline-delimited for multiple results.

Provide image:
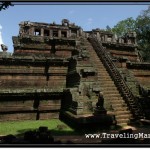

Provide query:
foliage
left=111, top=6, right=150, bottom=62
left=136, top=6, right=150, bottom=61
left=111, top=17, right=136, bottom=37
left=106, top=25, right=111, bottom=32
left=0, top=2, right=13, bottom=11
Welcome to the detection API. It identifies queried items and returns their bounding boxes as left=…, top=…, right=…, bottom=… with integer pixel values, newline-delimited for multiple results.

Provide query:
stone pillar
left=101, top=35, right=104, bottom=42
left=118, top=37, right=121, bottom=43
left=96, top=32, right=100, bottom=39
left=66, top=31, right=68, bottom=38
left=99, top=34, right=101, bottom=41
left=79, top=28, right=83, bottom=36
left=69, top=30, right=72, bottom=37
left=77, top=30, right=79, bottom=37
left=41, top=28, right=44, bottom=36
left=58, top=30, right=61, bottom=38
left=104, top=34, right=107, bottom=42
left=50, top=30, right=53, bottom=38
left=112, top=35, right=116, bottom=43
left=30, top=27, right=35, bottom=35
left=127, top=39, right=131, bottom=44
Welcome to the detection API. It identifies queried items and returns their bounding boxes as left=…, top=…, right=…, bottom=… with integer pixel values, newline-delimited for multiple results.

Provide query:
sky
left=0, top=3, right=149, bottom=52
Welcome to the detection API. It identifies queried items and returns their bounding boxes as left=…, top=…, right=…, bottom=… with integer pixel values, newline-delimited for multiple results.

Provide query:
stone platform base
left=60, top=111, right=116, bottom=129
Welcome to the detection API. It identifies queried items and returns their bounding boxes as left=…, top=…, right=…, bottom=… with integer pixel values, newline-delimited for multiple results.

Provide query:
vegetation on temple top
left=110, top=6, right=150, bottom=62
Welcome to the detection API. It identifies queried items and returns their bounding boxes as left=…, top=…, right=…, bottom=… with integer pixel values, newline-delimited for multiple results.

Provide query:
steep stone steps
left=95, top=82, right=115, bottom=86
left=117, top=118, right=130, bottom=124
left=97, top=77, right=112, bottom=80
left=100, top=86, right=118, bottom=90
left=114, top=110, right=131, bottom=115
left=108, top=101, right=127, bottom=105
left=99, top=81, right=115, bottom=85
left=104, top=98, right=124, bottom=102
left=84, top=39, right=133, bottom=126
left=103, top=90, right=120, bottom=95
left=98, top=77, right=114, bottom=81
left=115, top=114, right=132, bottom=119
left=113, top=107, right=128, bottom=111
left=112, top=100, right=127, bottom=107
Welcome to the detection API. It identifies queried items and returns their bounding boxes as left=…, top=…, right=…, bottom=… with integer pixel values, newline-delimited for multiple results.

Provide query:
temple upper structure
left=18, top=19, right=82, bottom=38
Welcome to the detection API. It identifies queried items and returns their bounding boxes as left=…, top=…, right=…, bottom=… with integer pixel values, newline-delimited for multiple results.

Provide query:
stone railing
left=88, top=34, right=145, bottom=119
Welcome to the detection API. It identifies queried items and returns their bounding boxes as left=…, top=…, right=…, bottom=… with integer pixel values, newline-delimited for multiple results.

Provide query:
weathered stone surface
left=0, top=19, right=149, bottom=126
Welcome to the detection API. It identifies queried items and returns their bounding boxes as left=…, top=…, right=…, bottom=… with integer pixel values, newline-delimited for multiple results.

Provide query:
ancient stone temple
left=0, top=19, right=149, bottom=127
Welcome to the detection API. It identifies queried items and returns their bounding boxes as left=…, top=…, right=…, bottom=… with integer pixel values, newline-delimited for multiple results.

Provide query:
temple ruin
left=0, top=19, right=150, bottom=127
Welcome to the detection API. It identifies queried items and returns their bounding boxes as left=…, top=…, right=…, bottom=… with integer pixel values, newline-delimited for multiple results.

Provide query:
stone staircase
left=83, top=39, right=133, bottom=126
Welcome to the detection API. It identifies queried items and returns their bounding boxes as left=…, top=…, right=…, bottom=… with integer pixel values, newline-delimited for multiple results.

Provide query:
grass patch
left=0, top=119, right=75, bottom=136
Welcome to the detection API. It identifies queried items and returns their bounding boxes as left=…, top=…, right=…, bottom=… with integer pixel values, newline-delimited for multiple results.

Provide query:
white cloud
left=0, top=24, right=2, bottom=30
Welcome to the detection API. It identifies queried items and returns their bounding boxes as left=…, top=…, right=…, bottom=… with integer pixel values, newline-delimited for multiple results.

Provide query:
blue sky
left=0, top=4, right=149, bottom=52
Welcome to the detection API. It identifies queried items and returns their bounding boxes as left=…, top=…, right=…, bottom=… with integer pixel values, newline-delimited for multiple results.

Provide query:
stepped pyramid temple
left=0, top=19, right=150, bottom=127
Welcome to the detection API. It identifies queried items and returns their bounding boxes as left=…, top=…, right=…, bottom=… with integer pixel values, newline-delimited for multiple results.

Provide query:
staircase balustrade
left=88, top=34, right=144, bottom=119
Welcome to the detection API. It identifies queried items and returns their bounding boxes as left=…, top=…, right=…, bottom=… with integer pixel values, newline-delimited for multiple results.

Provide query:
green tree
left=106, top=25, right=111, bottom=32
left=0, top=2, right=13, bottom=11
left=111, top=17, right=136, bottom=37
left=136, top=6, right=150, bottom=61
left=111, top=6, right=150, bottom=62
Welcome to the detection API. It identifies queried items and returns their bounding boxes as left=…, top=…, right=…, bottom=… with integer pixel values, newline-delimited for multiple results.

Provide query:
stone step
left=97, top=76, right=112, bottom=79
left=97, top=69, right=109, bottom=72
left=98, top=80, right=114, bottom=84
left=103, top=88, right=119, bottom=92
left=115, top=114, right=132, bottom=120
left=98, top=81, right=115, bottom=85
left=92, top=56, right=100, bottom=62
left=100, top=85, right=117, bottom=89
left=98, top=79, right=115, bottom=83
left=98, top=83, right=116, bottom=87
left=116, top=118, right=130, bottom=124
left=97, top=71, right=109, bottom=74
left=96, top=68, right=106, bottom=71
left=103, top=93, right=121, bottom=97
left=111, top=103, right=127, bottom=107
left=113, top=106, right=128, bottom=111
left=111, top=102, right=127, bottom=108
left=98, top=78, right=113, bottom=82
left=97, top=70, right=109, bottom=73
left=94, top=61, right=104, bottom=64
left=104, top=97, right=124, bottom=101
left=97, top=73, right=110, bottom=76
left=97, top=73, right=110, bottom=77
left=97, top=67, right=107, bottom=70
left=117, top=123, right=128, bottom=126
left=103, top=90, right=120, bottom=95
left=92, top=61, right=101, bottom=63
left=110, top=102, right=126, bottom=106
left=101, top=87, right=118, bottom=90
left=104, top=98, right=123, bottom=102
left=114, top=110, right=131, bottom=115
